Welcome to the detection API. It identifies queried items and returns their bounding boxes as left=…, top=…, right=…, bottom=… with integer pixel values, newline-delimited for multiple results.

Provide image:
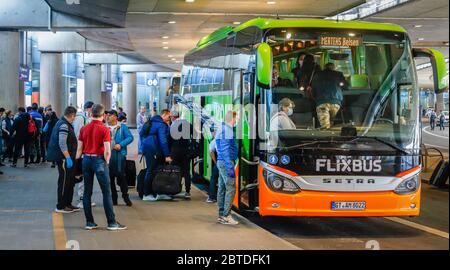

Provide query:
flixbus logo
left=316, top=159, right=382, bottom=173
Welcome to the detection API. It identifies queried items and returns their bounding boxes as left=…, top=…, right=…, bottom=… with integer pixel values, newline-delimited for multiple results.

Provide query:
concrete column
left=158, top=77, right=170, bottom=111
left=0, top=32, right=20, bottom=111
left=123, top=72, right=137, bottom=128
left=40, top=53, right=64, bottom=114
left=84, top=64, right=102, bottom=104
left=101, top=65, right=112, bottom=109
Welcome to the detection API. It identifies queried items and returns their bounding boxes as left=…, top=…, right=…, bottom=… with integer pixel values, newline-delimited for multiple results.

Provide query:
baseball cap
left=84, top=101, right=94, bottom=110
left=106, top=109, right=118, bottom=117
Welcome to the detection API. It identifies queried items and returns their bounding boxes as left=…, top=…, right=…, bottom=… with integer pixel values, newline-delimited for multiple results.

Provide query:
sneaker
left=91, top=202, right=96, bottom=207
left=55, top=207, right=75, bottom=214
left=85, top=222, right=99, bottom=230
left=206, top=198, right=217, bottom=204
left=107, top=222, right=127, bottom=231
left=157, top=194, right=173, bottom=201
left=184, top=192, right=191, bottom=200
left=217, top=216, right=225, bottom=223
left=219, top=215, right=239, bottom=226
left=76, top=201, right=84, bottom=209
left=143, top=195, right=158, bottom=202
left=67, top=205, right=81, bottom=212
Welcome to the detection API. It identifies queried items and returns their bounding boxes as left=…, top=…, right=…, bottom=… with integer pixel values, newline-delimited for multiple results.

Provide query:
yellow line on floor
left=52, top=212, right=68, bottom=250
left=385, top=217, right=449, bottom=239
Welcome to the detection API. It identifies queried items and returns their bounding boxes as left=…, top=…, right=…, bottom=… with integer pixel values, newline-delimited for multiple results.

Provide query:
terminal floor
left=0, top=132, right=297, bottom=250
left=0, top=130, right=448, bottom=250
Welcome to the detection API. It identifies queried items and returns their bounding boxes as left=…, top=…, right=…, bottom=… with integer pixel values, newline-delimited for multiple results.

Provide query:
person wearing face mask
left=215, top=111, right=239, bottom=225
left=270, top=98, right=297, bottom=131
left=47, top=106, right=79, bottom=214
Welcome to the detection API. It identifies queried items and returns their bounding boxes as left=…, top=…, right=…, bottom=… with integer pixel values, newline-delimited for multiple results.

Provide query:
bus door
left=234, top=69, right=260, bottom=211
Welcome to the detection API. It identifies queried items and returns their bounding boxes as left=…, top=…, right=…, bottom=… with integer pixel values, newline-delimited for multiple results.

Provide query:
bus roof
left=190, top=18, right=407, bottom=54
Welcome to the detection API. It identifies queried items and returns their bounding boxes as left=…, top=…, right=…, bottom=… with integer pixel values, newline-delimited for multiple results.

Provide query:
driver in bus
left=270, top=98, right=297, bottom=131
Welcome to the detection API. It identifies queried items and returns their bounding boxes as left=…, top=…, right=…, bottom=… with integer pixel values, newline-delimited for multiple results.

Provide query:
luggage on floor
left=429, top=160, right=449, bottom=188
left=152, top=165, right=182, bottom=196
left=136, top=155, right=146, bottom=199
left=137, top=168, right=146, bottom=199
left=125, top=160, right=137, bottom=187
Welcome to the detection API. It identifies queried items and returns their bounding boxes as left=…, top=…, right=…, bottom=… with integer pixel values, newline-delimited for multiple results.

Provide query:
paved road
left=243, top=184, right=449, bottom=250
left=422, top=125, right=449, bottom=152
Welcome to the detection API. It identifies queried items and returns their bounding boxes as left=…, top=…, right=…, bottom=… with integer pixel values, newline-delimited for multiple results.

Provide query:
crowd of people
left=0, top=100, right=241, bottom=229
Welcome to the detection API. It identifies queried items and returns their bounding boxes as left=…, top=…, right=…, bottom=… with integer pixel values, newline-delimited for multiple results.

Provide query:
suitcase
left=429, top=160, right=449, bottom=188
left=125, top=160, right=137, bottom=187
left=137, top=168, right=147, bottom=199
left=152, top=165, right=182, bottom=196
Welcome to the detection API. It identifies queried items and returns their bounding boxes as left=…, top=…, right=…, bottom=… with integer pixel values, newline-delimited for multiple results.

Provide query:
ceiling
left=44, top=0, right=449, bottom=80
left=364, top=0, right=449, bottom=88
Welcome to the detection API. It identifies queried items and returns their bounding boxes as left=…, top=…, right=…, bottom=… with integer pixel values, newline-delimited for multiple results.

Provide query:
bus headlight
left=394, top=174, right=420, bottom=195
left=263, top=170, right=301, bottom=194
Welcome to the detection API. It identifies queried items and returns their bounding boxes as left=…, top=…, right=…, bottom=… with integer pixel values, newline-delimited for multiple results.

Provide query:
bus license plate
left=331, top=201, right=366, bottom=211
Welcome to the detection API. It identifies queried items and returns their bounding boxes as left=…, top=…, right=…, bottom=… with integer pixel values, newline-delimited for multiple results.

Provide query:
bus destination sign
left=320, top=35, right=362, bottom=47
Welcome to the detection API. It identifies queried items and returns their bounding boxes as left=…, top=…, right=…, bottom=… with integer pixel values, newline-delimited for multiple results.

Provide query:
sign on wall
left=19, top=65, right=30, bottom=82
left=104, top=81, right=113, bottom=92
left=147, top=79, right=159, bottom=87
left=24, top=81, right=32, bottom=96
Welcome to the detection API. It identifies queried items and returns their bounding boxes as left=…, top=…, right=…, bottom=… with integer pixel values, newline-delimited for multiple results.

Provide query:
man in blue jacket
left=106, top=110, right=134, bottom=206
left=215, top=111, right=239, bottom=225
left=140, top=109, right=173, bottom=201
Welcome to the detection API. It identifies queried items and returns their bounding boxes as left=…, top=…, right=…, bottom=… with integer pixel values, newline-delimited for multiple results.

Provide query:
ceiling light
left=233, top=22, right=241, bottom=25
left=418, top=38, right=425, bottom=41
left=349, top=33, right=356, bottom=37
left=168, top=55, right=174, bottom=58
left=162, top=36, right=169, bottom=39
left=267, top=1, right=276, bottom=4
left=172, top=58, right=177, bottom=61
left=414, top=25, right=423, bottom=28
left=286, top=33, right=292, bottom=40
left=163, top=47, right=169, bottom=50
left=168, top=21, right=176, bottom=24
left=162, top=41, right=169, bottom=45
left=185, top=0, right=195, bottom=2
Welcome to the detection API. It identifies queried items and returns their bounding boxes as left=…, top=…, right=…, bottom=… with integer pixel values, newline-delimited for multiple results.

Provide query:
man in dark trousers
left=29, top=103, right=43, bottom=163
left=76, top=104, right=127, bottom=231
left=11, top=107, right=33, bottom=168
left=140, top=109, right=173, bottom=202
left=47, top=106, right=79, bottom=214
left=169, top=110, right=193, bottom=200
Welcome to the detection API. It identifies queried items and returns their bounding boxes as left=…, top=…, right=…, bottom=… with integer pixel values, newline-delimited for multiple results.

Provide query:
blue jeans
left=217, top=160, right=236, bottom=217
left=82, top=156, right=116, bottom=225
left=143, top=152, right=159, bottom=196
left=208, top=162, right=219, bottom=200
left=0, top=136, right=3, bottom=159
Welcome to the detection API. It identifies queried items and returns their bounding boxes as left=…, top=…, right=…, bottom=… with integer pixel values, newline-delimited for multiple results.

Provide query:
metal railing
left=421, top=143, right=445, bottom=172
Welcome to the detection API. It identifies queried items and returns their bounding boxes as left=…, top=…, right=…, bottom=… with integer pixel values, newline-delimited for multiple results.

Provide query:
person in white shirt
left=72, top=101, right=96, bottom=209
left=270, top=98, right=297, bottom=131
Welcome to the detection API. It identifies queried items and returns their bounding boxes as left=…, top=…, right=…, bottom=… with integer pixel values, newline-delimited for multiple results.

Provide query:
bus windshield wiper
left=352, top=136, right=411, bottom=155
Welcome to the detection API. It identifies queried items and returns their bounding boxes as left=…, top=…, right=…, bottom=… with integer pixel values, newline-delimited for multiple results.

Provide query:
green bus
left=177, top=18, right=447, bottom=217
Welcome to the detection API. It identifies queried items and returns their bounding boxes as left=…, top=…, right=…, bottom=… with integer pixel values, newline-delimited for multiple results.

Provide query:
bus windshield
left=264, top=28, right=419, bottom=152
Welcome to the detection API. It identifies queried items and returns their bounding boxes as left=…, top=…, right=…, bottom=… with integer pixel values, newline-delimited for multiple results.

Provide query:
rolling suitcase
left=152, top=165, right=182, bottom=196
left=429, top=160, right=449, bottom=188
left=125, top=160, right=137, bottom=187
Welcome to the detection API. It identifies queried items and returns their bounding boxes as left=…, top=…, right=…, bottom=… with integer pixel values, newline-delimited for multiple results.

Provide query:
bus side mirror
left=413, top=48, right=448, bottom=93
left=256, top=43, right=273, bottom=89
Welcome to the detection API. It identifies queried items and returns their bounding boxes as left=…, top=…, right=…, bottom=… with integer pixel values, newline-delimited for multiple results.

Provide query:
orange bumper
left=258, top=171, right=421, bottom=217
